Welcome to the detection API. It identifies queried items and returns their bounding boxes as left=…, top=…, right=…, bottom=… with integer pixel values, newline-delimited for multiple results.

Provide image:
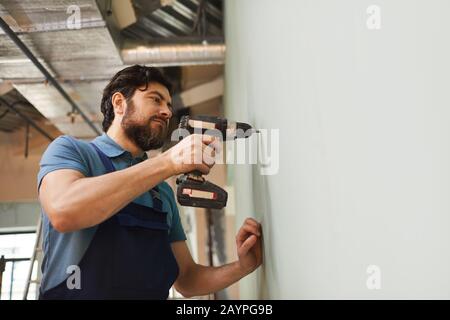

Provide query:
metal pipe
left=122, top=43, right=225, bottom=66
left=0, top=16, right=100, bottom=136
left=0, top=98, right=54, bottom=141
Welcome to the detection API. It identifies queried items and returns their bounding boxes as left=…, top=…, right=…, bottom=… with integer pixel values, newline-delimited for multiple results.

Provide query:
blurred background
left=0, top=0, right=232, bottom=300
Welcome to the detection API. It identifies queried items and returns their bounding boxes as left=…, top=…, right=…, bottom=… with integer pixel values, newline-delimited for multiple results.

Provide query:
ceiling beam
left=180, top=76, right=223, bottom=107
left=0, top=81, right=14, bottom=96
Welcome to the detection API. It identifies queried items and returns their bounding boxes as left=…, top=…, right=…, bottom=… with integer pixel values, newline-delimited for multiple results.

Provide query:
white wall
left=225, top=0, right=450, bottom=299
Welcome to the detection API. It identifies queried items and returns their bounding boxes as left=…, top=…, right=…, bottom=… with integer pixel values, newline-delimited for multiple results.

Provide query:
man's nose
left=159, top=104, right=172, bottom=120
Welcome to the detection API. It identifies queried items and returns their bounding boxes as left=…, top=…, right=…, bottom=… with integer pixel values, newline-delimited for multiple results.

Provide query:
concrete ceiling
left=0, top=0, right=224, bottom=139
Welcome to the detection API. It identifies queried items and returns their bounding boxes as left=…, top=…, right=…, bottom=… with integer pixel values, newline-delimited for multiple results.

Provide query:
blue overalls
left=39, top=144, right=179, bottom=299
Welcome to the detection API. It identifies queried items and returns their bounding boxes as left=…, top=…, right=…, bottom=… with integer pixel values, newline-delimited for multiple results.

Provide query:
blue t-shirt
left=38, top=133, right=186, bottom=292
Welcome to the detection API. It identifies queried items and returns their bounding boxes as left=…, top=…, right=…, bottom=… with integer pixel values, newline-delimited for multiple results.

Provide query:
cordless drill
left=175, top=115, right=258, bottom=209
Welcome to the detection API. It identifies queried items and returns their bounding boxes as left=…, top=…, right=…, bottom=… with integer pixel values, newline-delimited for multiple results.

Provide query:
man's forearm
left=46, top=153, right=172, bottom=232
left=176, top=261, right=251, bottom=298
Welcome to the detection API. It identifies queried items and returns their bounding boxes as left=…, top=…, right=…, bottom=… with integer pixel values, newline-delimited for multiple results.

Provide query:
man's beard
left=121, top=101, right=168, bottom=151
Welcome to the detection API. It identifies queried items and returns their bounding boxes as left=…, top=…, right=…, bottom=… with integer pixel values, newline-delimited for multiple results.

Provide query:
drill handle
left=191, top=170, right=203, bottom=176
left=177, top=170, right=205, bottom=185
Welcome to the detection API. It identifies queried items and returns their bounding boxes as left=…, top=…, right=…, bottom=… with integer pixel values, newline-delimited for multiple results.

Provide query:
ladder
left=0, top=255, right=5, bottom=297
left=23, top=216, right=43, bottom=300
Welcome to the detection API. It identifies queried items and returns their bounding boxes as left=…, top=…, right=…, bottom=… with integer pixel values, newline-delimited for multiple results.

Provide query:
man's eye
left=151, top=96, right=161, bottom=103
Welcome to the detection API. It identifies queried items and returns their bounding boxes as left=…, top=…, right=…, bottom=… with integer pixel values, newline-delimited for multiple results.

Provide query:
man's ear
left=111, top=92, right=126, bottom=117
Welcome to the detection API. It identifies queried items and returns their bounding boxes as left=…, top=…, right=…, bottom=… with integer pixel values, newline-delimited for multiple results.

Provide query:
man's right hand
left=162, top=134, right=221, bottom=176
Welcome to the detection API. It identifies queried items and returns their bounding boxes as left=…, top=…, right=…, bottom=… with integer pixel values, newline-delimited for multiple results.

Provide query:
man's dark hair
left=100, top=65, right=173, bottom=132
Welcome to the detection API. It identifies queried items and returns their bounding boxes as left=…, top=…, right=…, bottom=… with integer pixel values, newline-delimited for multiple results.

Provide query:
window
left=0, top=233, right=38, bottom=300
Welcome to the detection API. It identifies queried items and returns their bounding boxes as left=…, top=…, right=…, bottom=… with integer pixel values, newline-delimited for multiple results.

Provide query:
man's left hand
left=236, top=218, right=263, bottom=274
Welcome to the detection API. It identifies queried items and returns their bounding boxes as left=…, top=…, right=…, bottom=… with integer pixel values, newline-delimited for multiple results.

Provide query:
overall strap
left=150, top=187, right=163, bottom=212
left=90, top=142, right=116, bottom=173
left=91, top=142, right=164, bottom=211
